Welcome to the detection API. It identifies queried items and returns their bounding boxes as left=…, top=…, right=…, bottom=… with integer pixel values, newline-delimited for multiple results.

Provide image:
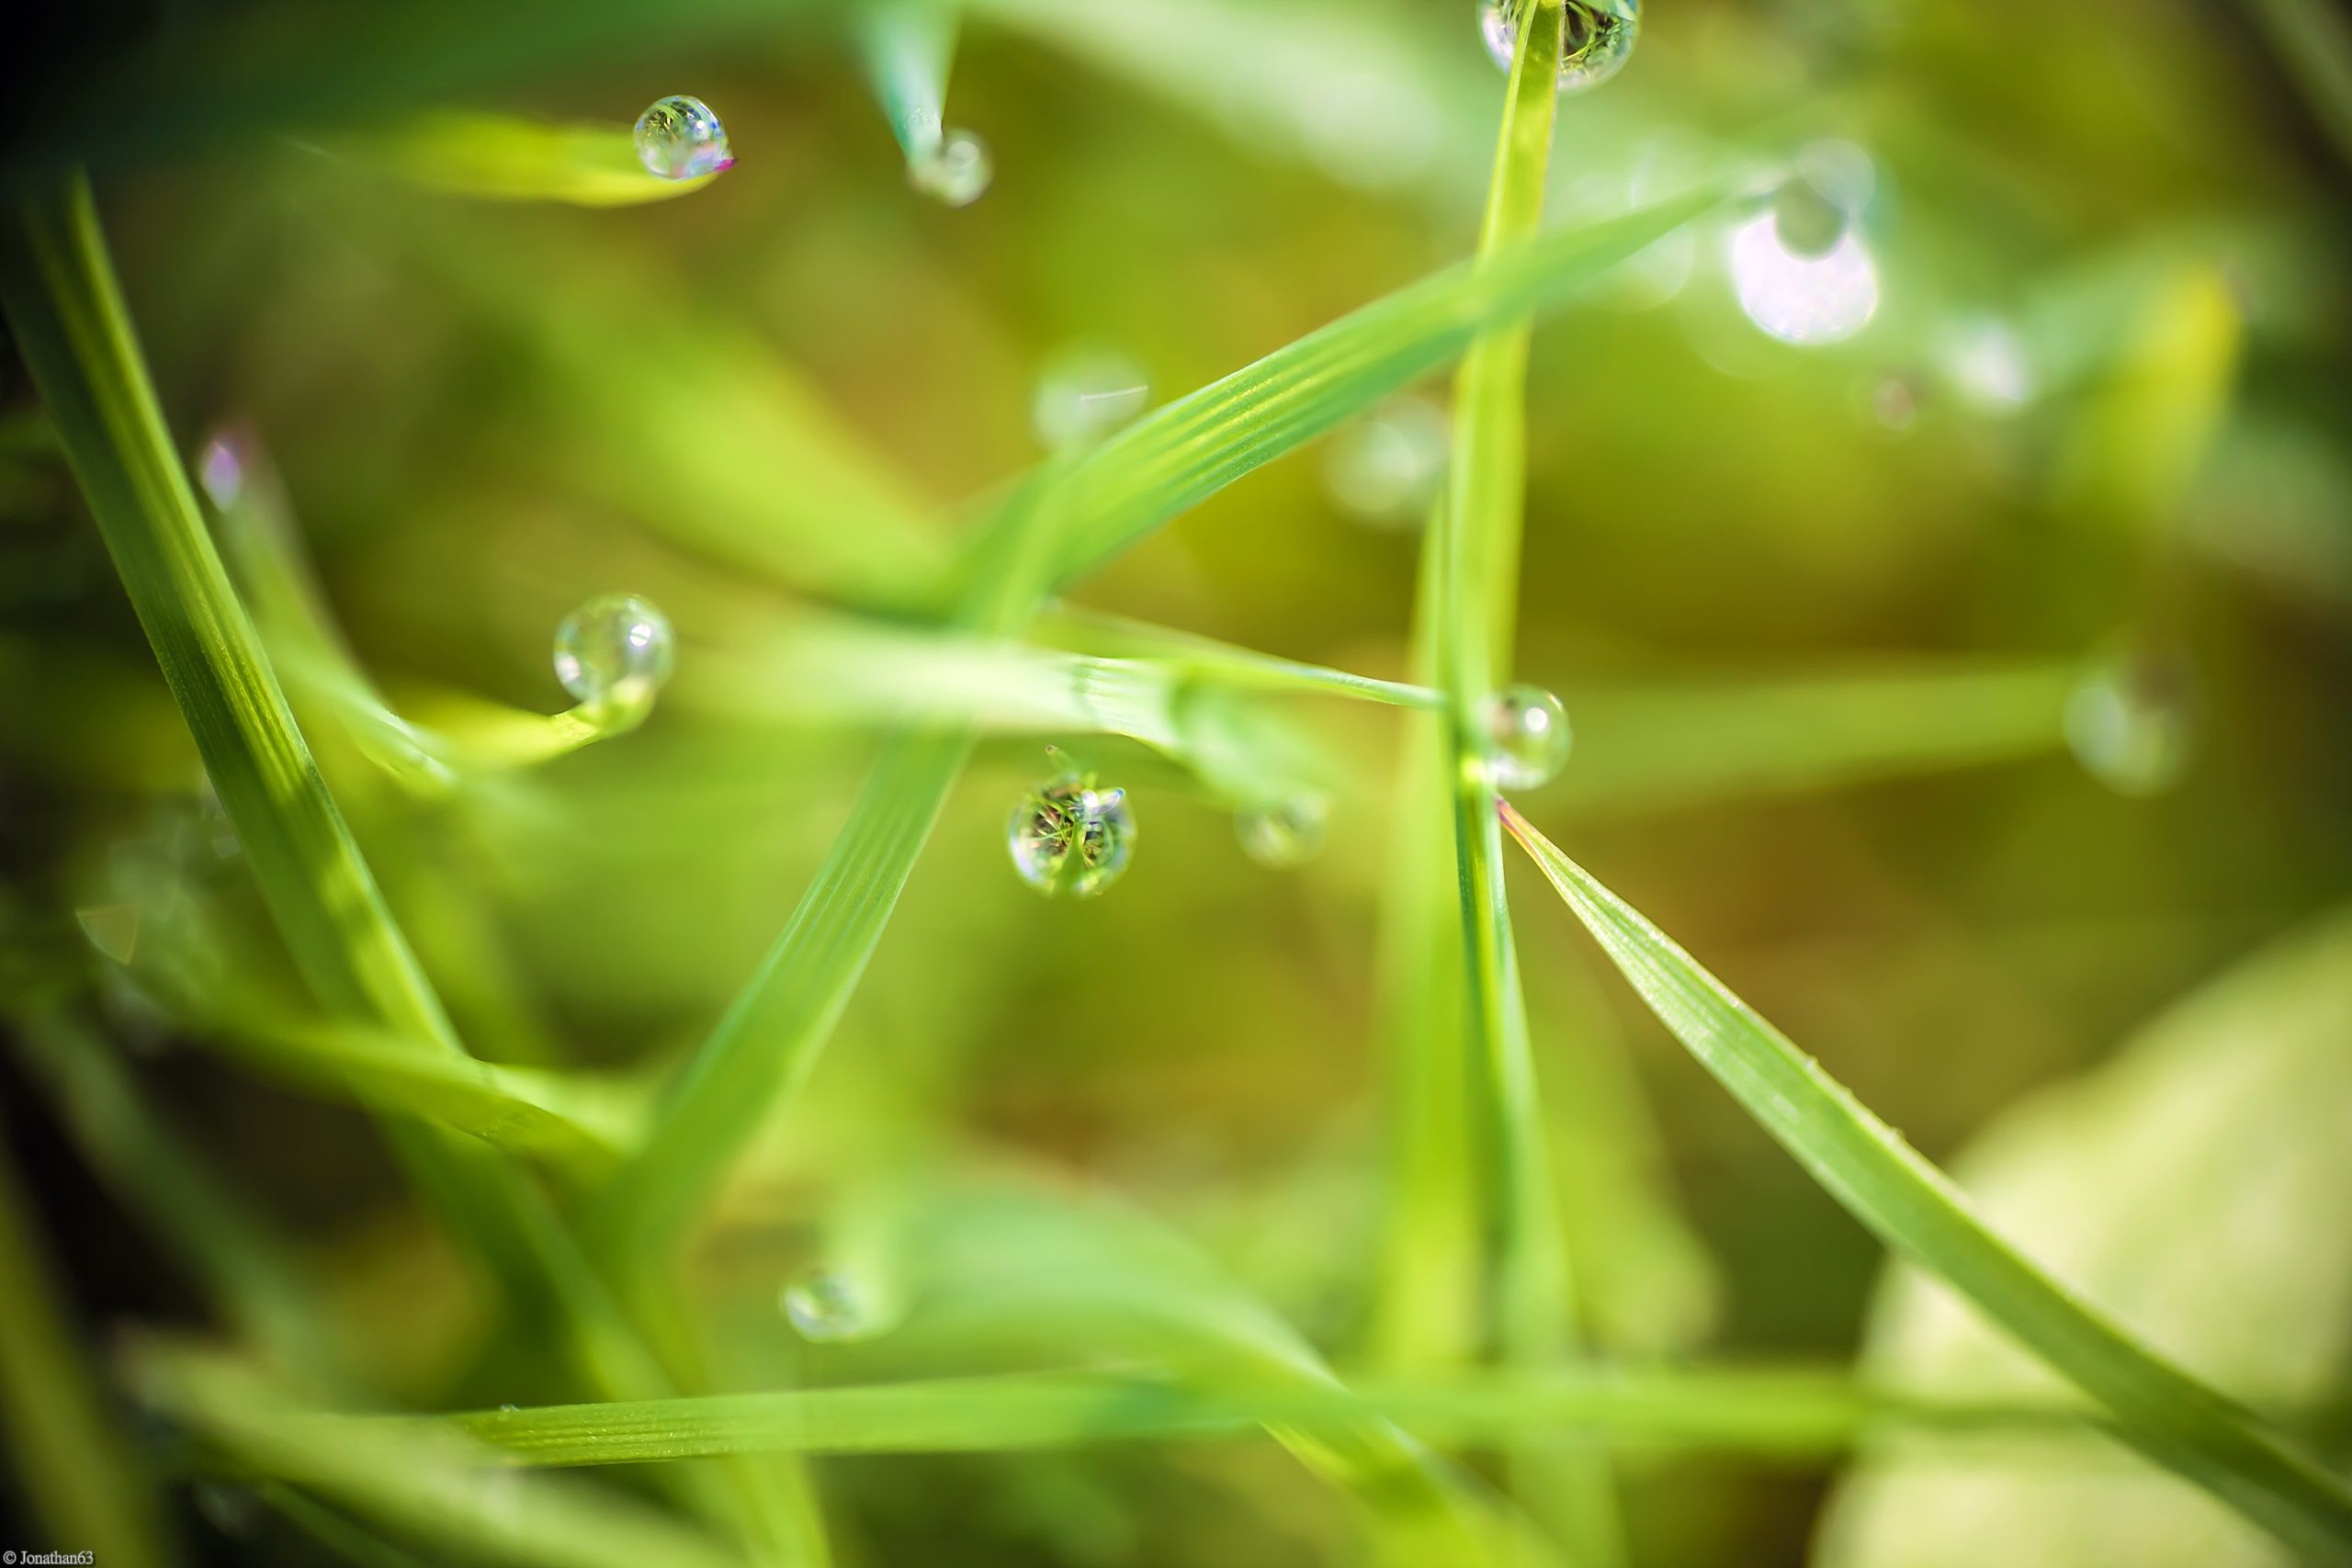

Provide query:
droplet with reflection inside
left=553, top=593, right=674, bottom=707
left=634, top=95, right=734, bottom=180
left=1009, top=770, right=1136, bottom=897
left=1479, top=0, right=1642, bottom=94
left=1484, top=684, right=1573, bottom=790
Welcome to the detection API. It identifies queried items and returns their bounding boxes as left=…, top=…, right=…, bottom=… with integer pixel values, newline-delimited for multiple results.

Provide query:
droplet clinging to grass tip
left=909, top=128, right=994, bottom=207
left=782, top=1266, right=880, bottom=1342
left=553, top=593, right=674, bottom=707
left=1479, top=0, right=1641, bottom=95
left=1483, top=684, right=1573, bottom=790
left=635, top=95, right=733, bottom=180
left=1009, top=768, right=1136, bottom=897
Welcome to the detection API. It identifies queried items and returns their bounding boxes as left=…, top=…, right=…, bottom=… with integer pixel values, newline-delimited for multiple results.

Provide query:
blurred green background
left=4, top=0, right=2350, bottom=1563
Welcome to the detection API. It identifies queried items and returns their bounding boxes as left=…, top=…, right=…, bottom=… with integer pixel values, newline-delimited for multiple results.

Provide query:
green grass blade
left=329, top=110, right=724, bottom=206
left=3, top=0, right=824, bottom=176
left=2235, top=0, right=2352, bottom=171
left=1039, top=181, right=1725, bottom=589
left=325, top=1366, right=2087, bottom=1468
left=0, top=1126, right=170, bottom=1568
left=1427, top=8, right=1618, bottom=1562
left=131, top=1342, right=751, bottom=1568
left=1551, top=659, right=2079, bottom=816
left=857, top=0, right=960, bottom=160
left=1498, top=802, right=2352, bottom=1562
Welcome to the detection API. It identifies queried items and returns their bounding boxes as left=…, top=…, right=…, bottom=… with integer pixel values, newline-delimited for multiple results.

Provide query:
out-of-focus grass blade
left=0, top=1127, right=169, bottom=1568
left=130, top=1342, right=750, bottom=1568
left=2054, top=264, right=2241, bottom=545
left=1498, top=803, right=2352, bottom=1562
left=10, top=1008, right=337, bottom=1379
left=1, top=0, right=824, bottom=175
left=1040, top=179, right=1724, bottom=589
left=2236, top=0, right=2352, bottom=170
left=330, top=111, right=721, bottom=206
left=858, top=0, right=959, bottom=159
left=337, top=1366, right=2085, bottom=1467
left=1551, top=659, right=2078, bottom=816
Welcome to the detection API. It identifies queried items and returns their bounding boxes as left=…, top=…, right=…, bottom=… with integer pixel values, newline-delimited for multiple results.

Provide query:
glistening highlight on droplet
left=1008, top=764, right=1136, bottom=897
left=1484, top=684, right=1574, bottom=790
left=553, top=592, right=675, bottom=708
left=1479, top=0, right=1642, bottom=95
left=909, top=128, right=994, bottom=208
left=1729, top=210, right=1880, bottom=346
left=634, top=95, right=733, bottom=181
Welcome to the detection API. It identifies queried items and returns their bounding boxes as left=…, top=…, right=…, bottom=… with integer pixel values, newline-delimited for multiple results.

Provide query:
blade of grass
left=0, top=171, right=826, bottom=1564
left=2, top=0, right=825, bottom=175
left=597, top=181, right=1726, bottom=1271
left=1039, top=180, right=1724, bottom=590
left=857, top=0, right=960, bottom=161
left=1424, top=6, right=1618, bottom=1561
left=329, top=1366, right=2091, bottom=1468
left=1550, top=658, right=2079, bottom=817
left=2235, top=0, right=2352, bottom=172
left=0, top=1125, right=169, bottom=1568
left=131, top=1341, right=752, bottom=1568
left=327, top=110, right=725, bottom=205
left=1498, top=801, right=2352, bottom=1562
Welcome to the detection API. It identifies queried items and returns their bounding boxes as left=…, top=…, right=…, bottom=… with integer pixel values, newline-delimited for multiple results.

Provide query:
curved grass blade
left=1551, top=658, right=2078, bottom=816
left=328, top=110, right=724, bottom=206
left=2235, top=0, right=2352, bottom=172
left=0, top=1127, right=169, bottom=1568
left=1498, top=801, right=2352, bottom=1562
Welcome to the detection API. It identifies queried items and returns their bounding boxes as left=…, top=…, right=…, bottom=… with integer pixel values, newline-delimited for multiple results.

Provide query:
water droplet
left=909, top=128, right=993, bottom=207
left=196, top=433, right=246, bottom=510
left=634, top=95, right=734, bottom=181
left=1008, top=769, right=1136, bottom=897
left=782, top=1266, right=879, bottom=1342
left=1032, top=346, right=1149, bottom=451
left=1237, top=795, right=1329, bottom=869
left=497, top=1403, right=521, bottom=1415
left=553, top=593, right=674, bottom=708
left=1480, top=0, right=1641, bottom=94
left=1324, top=397, right=1451, bottom=528
left=1866, top=374, right=1919, bottom=431
left=2066, top=644, right=2199, bottom=797
left=1483, top=685, right=1573, bottom=790
left=76, top=903, right=141, bottom=964
left=1728, top=210, right=1879, bottom=346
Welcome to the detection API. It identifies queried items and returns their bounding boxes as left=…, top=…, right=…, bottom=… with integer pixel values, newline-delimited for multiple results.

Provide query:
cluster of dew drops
left=597, top=6, right=2174, bottom=941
